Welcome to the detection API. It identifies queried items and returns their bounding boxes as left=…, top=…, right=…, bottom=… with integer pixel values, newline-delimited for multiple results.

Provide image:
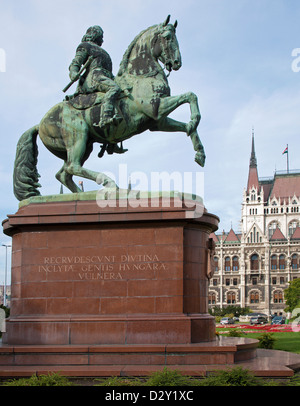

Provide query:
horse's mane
left=117, top=24, right=158, bottom=76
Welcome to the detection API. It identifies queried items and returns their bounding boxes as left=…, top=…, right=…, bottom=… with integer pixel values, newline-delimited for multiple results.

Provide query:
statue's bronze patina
left=13, top=16, right=205, bottom=201
left=67, top=25, right=123, bottom=131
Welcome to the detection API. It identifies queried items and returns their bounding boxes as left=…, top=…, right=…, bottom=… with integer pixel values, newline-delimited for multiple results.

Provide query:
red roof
left=270, top=227, right=286, bottom=241
left=210, top=232, right=219, bottom=243
left=270, top=174, right=300, bottom=201
left=225, top=229, right=240, bottom=242
left=247, top=167, right=259, bottom=193
left=260, top=181, right=273, bottom=201
left=291, top=227, right=300, bottom=240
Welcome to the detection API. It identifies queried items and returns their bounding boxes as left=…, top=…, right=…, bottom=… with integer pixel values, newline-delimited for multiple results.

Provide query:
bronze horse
left=13, top=16, right=205, bottom=201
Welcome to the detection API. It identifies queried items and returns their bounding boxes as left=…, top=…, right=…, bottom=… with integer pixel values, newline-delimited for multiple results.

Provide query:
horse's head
left=153, top=15, right=182, bottom=74
left=118, top=15, right=182, bottom=78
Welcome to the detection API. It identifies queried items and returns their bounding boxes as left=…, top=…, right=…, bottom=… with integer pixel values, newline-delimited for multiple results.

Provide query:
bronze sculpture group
left=13, top=15, right=205, bottom=201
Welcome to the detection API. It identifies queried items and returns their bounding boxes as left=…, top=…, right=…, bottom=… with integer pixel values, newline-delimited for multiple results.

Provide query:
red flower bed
left=217, top=323, right=295, bottom=332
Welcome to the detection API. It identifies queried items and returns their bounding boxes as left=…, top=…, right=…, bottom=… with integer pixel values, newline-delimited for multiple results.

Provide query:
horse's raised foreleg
left=190, top=130, right=206, bottom=167
left=151, top=116, right=186, bottom=133
left=156, top=92, right=201, bottom=134
left=152, top=117, right=205, bottom=167
left=149, top=94, right=205, bottom=166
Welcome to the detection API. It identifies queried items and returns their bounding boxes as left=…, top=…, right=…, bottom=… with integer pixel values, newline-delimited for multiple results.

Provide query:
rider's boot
left=98, top=142, right=128, bottom=157
left=97, top=104, right=122, bottom=129
left=107, top=143, right=128, bottom=155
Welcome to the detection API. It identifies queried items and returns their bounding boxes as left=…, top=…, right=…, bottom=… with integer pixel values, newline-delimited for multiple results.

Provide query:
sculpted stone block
left=2, top=198, right=218, bottom=344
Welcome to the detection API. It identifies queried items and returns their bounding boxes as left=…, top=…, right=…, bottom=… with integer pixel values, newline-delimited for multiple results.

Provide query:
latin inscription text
left=38, top=254, right=168, bottom=280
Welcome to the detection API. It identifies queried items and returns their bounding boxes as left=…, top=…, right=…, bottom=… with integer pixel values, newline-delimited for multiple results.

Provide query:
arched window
left=268, top=221, right=279, bottom=239
left=213, top=257, right=219, bottom=273
left=208, top=293, right=216, bottom=305
left=288, top=220, right=299, bottom=237
left=227, top=292, right=236, bottom=304
left=225, top=257, right=231, bottom=272
left=274, top=291, right=283, bottom=303
left=292, top=254, right=298, bottom=269
left=250, top=291, right=259, bottom=303
left=232, top=256, right=239, bottom=271
left=279, top=254, right=285, bottom=270
left=250, top=254, right=259, bottom=270
left=271, top=255, right=277, bottom=270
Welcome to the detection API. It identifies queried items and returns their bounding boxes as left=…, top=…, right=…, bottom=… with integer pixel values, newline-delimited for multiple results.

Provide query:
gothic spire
left=247, top=129, right=259, bottom=192
left=249, top=128, right=257, bottom=168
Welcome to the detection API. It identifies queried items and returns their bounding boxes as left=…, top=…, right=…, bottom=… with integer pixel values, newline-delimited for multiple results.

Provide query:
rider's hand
left=69, top=68, right=79, bottom=81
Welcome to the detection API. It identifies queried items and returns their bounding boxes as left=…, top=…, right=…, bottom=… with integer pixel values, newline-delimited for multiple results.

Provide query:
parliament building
left=209, top=135, right=300, bottom=317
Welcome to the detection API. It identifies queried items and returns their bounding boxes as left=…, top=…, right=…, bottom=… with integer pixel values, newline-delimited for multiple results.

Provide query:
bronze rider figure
left=69, top=25, right=122, bottom=130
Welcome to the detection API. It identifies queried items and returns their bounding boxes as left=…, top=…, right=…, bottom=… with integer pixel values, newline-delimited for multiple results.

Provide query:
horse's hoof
left=195, top=151, right=205, bottom=167
left=103, top=181, right=119, bottom=189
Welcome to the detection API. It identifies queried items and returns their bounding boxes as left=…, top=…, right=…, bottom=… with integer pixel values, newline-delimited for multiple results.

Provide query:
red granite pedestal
left=1, top=194, right=300, bottom=378
left=2, top=194, right=218, bottom=346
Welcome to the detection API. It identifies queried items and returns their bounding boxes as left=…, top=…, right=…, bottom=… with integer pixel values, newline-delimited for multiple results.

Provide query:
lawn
left=216, top=324, right=300, bottom=354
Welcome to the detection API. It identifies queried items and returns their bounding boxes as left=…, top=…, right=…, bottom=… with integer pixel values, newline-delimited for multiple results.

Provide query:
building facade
left=0, top=285, right=10, bottom=307
left=209, top=135, right=300, bottom=316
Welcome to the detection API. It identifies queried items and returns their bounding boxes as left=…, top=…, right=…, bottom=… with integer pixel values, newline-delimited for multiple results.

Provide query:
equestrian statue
left=13, top=15, right=205, bottom=201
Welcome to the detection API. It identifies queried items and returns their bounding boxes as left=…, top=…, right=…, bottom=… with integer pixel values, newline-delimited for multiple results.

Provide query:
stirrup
left=111, top=142, right=128, bottom=154
left=98, top=142, right=128, bottom=157
left=93, top=113, right=122, bottom=129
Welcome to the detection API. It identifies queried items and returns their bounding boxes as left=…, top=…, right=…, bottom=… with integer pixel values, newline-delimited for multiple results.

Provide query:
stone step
left=0, top=339, right=299, bottom=378
left=0, top=351, right=299, bottom=378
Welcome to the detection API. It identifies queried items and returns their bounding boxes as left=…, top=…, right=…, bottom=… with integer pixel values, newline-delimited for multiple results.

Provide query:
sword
left=62, top=56, right=93, bottom=93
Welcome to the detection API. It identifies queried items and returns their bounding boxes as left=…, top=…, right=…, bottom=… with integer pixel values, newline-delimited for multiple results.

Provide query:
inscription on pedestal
left=37, top=253, right=168, bottom=280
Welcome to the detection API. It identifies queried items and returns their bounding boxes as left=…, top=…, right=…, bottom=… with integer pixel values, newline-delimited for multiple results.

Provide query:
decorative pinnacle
left=250, top=128, right=257, bottom=168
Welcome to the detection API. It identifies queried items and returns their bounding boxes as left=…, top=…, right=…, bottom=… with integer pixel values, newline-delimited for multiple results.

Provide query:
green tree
left=284, top=278, right=300, bottom=313
left=209, top=306, right=251, bottom=317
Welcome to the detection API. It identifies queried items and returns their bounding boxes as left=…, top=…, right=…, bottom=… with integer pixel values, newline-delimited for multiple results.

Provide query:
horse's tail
left=13, top=125, right=41, bottom=201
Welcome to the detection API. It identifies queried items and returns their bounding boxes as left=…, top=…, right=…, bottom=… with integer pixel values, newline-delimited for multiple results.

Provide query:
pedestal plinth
left=2, top=193, right=219, bottom=345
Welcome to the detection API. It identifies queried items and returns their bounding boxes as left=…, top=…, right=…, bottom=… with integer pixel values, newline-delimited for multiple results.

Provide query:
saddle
left=65, top=92, right=104, bottom=110
left=65, top=91, right=128, bottom=157
left=65, top=87, right=131, bottom=110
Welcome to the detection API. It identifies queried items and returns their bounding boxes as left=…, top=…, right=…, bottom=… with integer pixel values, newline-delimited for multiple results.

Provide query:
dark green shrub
left=2, top=373, right=73, bottom=386
left=257, top=332, right=276, bottom=349
left=145, top=367, right=199, bottom=386
left=198, top=367, right=262, bottom=386
left=209, top=306, right=251, bottom=318
left=227, top=329, right=244, bottom=337
left=96, top=376, right=143, bottom=386
left=287, top=373, right=300, bottom=386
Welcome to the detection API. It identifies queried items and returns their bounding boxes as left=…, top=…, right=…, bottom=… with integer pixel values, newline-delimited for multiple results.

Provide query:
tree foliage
left=284, top=278, right=300, bottom=313
left=209, top=305, right=251, bottom=317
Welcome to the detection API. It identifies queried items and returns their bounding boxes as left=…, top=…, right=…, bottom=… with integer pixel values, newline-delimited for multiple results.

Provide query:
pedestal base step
left=0, top=356, right=298, bottom=379
left=1, top=337, right=299, bottom=378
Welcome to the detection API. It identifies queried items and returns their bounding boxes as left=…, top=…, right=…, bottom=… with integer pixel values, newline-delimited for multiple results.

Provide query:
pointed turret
left=247, top=130, right=259, bottom=193
left=249, top=131, right=257, bottom=168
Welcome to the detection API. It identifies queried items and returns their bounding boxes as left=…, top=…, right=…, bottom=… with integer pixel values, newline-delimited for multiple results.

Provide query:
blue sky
left=0, top=0, right=300, bottom=283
